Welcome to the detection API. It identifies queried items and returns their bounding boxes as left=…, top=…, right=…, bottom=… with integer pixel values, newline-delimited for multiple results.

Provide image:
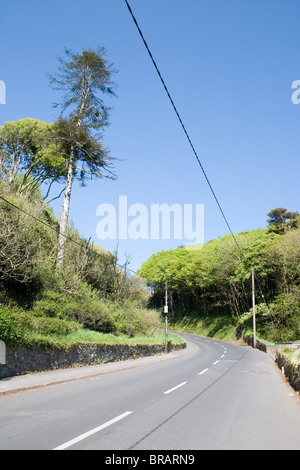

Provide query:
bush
left=0, top=307, right=23, bottom=345
left=0, top=303, right=82, bottom=347
left=29, top=316, right=80, bottom=335
left=32, top=290, right=80, bottom=319
left=9, top=308, right=80, bottom=335
left=238, top=289, right=300, bottom=342
left=75, top=298, right=113, bottom=333
left=111, top=304, right=161, bottom=337
left=33, top=290, right=114, bottom=333
left=0, top=189, right=57, bottom=305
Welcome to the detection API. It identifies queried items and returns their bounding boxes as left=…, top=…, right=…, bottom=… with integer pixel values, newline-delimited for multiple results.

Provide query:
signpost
left=0, top=340, right=6, bottom=364
left=252, top=269, right=256, bottom=349
left=164, top=282, right=168, bottom=352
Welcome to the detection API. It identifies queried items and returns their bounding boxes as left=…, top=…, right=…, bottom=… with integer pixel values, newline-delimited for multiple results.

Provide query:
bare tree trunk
left=55, top=66, right=90, bottom=268
left=7, top=148, right=23, bottom=185
left=56, top=147, right=75, bottom=268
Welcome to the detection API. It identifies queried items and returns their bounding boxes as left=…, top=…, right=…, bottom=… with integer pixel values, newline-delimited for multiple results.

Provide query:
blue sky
left=1, top=0, right=299, bottom=272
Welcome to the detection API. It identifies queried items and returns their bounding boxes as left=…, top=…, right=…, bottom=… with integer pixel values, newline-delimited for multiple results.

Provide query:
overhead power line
left=123, top=1, right=271, bottom=307
left=0, top=194, right=138, bottom=277
left=124, top=0, right=240, bottom=251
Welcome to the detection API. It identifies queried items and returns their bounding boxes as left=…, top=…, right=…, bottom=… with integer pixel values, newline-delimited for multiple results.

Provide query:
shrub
left=33, top=289, right=114, bottom=333
left=29, top=316, right=80, bottom=335
left=9, top=308, right=80, bottom=335
left=75, top=298, right=113, bottom=333
left=0, top=307, right=23, bottom=345
left=32, top=290, right=80, bottom=319
left=111, top=304, right=161, bottom=337
left=237, top=289, right=300, bottom=343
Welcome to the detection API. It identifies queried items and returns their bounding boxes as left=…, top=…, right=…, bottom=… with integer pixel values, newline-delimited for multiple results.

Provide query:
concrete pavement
left=0, top=340, right=197, bottom=397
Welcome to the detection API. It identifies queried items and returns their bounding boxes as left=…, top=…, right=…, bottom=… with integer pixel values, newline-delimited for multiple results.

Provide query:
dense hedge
left=0, top=182, right=161, bottom=343
left=140, top=226, right=300, bottom=342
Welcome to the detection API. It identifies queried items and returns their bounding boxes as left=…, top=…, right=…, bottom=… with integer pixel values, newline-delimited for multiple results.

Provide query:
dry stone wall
left=275, top=352, right=300, bottom=393
left=0, top=342, right=186, bottom=379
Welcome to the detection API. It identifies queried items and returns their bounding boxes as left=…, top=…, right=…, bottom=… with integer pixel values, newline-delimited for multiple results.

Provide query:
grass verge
left=279, top=347, right=300, bottom=364
left=169, top=312, right=237, bottom=342
left=20, top=327, right=184, bottom=350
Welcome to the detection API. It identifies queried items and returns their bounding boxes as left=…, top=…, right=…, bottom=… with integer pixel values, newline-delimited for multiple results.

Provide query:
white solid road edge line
left=53, top=411, right=133, bottom=450
left=163, top=381, right=188, bottom=395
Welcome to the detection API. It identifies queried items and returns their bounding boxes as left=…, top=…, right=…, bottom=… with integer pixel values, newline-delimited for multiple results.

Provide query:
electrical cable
left=123, top=1, right=270, bottom=305
left=0, top=3, right=267, bottom=304
left=124, top=0, right=241, bottom=252
left=0, top=194, right=139, bottom=277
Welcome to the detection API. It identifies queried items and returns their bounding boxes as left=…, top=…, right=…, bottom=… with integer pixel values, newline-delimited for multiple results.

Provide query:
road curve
left=0, top=333, right=299, bottom=450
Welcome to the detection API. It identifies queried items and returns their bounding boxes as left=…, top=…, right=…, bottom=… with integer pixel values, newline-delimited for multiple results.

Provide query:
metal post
left=164, top=282, right=168, bottom=352
left=0, top=340, right=6, bottom=364
left=252, top=269, right=256, bottom=349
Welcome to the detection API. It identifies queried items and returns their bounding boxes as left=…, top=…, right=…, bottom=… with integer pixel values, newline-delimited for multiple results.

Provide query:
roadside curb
left=0, top=338, right=197, bottom=397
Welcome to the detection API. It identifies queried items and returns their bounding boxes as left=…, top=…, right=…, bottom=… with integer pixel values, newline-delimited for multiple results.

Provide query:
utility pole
left=164, top=282, right=168, bottom=352
left=252, top=269, right=256, bottom=349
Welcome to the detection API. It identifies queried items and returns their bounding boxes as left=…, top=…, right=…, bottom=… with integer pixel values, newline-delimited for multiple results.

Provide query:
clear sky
left=1, top=0, right=299, bottom=272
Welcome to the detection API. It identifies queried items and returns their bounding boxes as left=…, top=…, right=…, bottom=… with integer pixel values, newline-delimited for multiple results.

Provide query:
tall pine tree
left=49, top=48, right=116, bottom=267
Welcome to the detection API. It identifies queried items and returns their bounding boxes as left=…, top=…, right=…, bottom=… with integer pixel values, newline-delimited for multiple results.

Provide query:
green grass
left=21, top=327, right=184, bottom=349
left=1, top=304, right=184, bottom=349
left=169, top=312, right=237, bottom=342
left=280, top=347, right=300, bottom=363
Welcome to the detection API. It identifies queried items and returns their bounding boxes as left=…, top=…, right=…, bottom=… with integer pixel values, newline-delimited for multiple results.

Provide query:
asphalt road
left=0, top=333, right=299, bottom=450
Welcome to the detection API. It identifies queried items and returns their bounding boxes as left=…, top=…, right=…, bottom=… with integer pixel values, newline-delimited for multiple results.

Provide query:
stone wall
left=243, top=334, right=276, bottom=355
left=0, top=341, right=186, bottom=380
left=243, top=334, right=300, bottom=394
left=275, top=352, right=300, bottom=393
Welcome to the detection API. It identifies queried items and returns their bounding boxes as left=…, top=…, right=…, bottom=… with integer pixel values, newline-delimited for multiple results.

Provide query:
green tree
left=267, top=207, right=299, bottom=233
left=49, top=48, right=117, bottom=267
left=0, top=183, right=58, bottom=304
left=0, top=118, right=65, bottom=196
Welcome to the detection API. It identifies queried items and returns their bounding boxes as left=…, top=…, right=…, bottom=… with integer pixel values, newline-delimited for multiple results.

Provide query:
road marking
left=221, top=354, right=225, bottom=358
left=213, top=360, right=219, bottom=365
left=198, top=368, right=209, bottom=375
left=53, top=411, right=133, bottom=450
left=163, top=382, right=187, bottom=395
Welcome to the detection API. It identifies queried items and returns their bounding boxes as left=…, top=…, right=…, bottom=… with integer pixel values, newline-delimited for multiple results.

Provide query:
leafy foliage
left=0, top=118, right=66, bottom=196
left=0, top=48, right=163, bottom=347
left=267, top=207, right=299, bottom=234
left=0, top=181, right=160, bottom=343
left=49, top=48, right=117, bottom=267
left=49, top=47, right=116, bottom=129
left=0, top=307, right=23, bottom=345
left=140, top=218, right=300, bottom=342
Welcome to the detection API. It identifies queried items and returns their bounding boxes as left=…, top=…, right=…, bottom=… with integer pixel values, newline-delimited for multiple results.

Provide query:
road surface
left=0, top=333, right=299, bottom=450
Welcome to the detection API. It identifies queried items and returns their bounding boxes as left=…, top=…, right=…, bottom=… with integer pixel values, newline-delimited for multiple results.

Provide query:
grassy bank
left=0, top=305, right=184, bottom=350
left=170, top=307, right=300, bottom=346
left=169, top=312, right=238, bottom=342
left=21, top=328, right=184, bottom=349
left=279, top=347, right=300, bottom=364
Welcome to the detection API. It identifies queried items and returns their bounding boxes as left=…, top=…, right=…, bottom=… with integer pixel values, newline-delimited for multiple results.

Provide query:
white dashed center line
left=53, top=411, right=133, bottom=450
left=163, top=382, right=188, bottom=395
left=198, top=368, right=209, bottom=375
